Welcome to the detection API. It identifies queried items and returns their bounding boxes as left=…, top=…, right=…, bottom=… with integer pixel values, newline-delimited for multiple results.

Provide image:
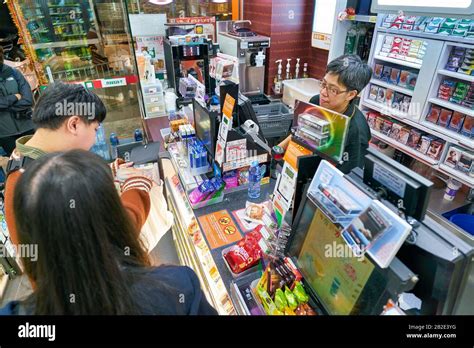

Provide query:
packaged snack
left=374, top=64, right=384, bottom=79
left=407, top=129, right=423, bottom=148
left=369, top=85, right=379, bottom=101
left=389, top=123, right=403, bottom=140
left=438, top=109, right=453, bottom=128
left=223, top=226, right=264, bottom=274
left=397, top=127, right=411, bottom=144
left=448, top=111, right=466, bottom=132
left=461, top=116, right=474, bottom=137
left=417, top=135, right=435, bottom=154
left=381, top=119, right=393, bottom=136
left=427, top=140, right=445, bottom=160
left=256, top=287, right=283, bottom=315
left=444, top=146, right=462, bottom=168
left=238, top=168, right=249, bottom=185
left=274, top=288, right=288, bottom=311
left=284, top=286, right=298, bottom=310
left=293, top=282, right=309, bottom=304
left=456, top=151, right=474, bottom=173
left=188, top=179, right=215, bottom=204
left=245, top=202, right=265, bottom=221
left=376, top=87, right=387, bottom=104
left=390, top=68, right=401, bottom=84
left=223, top=170, right=239, bottom=188
left=426, top=105, right=442, bottom=123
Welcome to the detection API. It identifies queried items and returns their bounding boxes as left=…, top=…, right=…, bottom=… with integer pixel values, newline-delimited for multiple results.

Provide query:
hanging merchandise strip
left=39, top=75, right=139, bottom=90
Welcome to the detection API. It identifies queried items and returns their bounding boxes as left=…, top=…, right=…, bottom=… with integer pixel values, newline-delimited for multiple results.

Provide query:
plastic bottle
left=248, top=160, right=262, bottom=199
left=110, top=133, right=119, bottom=160
left=274, top=59, right=283, bottom=94
left=285, top=59, right=292, bottom=80
left=134, top=128, right=143, bottom=142
left=303, top=63, right=309, bottom=78
left=344, top=23, right=357, bottom=54
left=295, top=58, right=301, bottom=79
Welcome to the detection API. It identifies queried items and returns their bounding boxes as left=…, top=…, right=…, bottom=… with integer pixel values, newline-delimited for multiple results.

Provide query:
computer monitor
left=193, top=99, right=217, bottom=156
left=286, top=190, right=417, bottom=315
left=363, top=147, right=433, bottom=222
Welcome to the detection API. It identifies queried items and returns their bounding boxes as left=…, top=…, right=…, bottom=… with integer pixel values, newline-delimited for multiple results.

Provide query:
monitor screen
left=194, top=101, right=214, bottom=155
left=288, top=194, right=416, bottom=315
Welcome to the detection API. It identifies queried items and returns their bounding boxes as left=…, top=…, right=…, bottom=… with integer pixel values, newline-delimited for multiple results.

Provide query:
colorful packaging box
left=438, top=108, right=453, bottom=128
left=427, top=139, right=445, bottom=160
left=407, top=129, right=423, bottom=148
left=448, top=111, right=466, bottom=132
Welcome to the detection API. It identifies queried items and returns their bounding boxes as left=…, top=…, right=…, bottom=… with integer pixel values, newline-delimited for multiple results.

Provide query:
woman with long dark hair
left=0, top=150, right=217, bottom=315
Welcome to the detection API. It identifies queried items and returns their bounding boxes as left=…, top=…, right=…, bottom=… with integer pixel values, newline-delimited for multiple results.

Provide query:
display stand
left=361, top=14, right=474, bottom=188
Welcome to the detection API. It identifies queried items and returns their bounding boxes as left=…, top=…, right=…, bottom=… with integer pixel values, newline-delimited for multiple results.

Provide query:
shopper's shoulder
left=149, top=265, right=197, bottom=285
left=0, top=301, right=20, bottom=315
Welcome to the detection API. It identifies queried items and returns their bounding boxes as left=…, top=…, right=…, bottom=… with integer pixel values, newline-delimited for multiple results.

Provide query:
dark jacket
left=309, top=95, right=371, bottom=174
left=0, top=265, right=218, bottom=315
left=0, top=64, right=34, bottom=137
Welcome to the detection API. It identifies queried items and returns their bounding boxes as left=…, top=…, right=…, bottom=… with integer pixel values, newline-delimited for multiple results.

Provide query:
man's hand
left=15, top=94, right=22, bottom=101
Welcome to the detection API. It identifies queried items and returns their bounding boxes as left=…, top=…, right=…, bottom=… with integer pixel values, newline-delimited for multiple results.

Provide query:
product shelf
left=420, top=120, right=474, bottom=151
left=377, top=28, right=474, bottom=45
left=429, top=98, right=474, bottom=118
left=371, top=129, right=439, bottom=166
left=362, top=99, right=410, bottom=119
left=438, top=163, right=474, bottom=188
left=370, top=79, right=414, bottom=96
left=438, top=69, right=474, bottom=83
left=373, top=54, right=422, bottom=70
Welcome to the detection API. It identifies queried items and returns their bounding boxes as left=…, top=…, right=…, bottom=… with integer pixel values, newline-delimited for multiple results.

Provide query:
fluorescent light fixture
left=211, top=0, right=228, bottom=2
left=313, top=0, right=337, bottom=34
left=378, top=0, right=471, bottom=7
left=149, top=0, right=173, bottom=5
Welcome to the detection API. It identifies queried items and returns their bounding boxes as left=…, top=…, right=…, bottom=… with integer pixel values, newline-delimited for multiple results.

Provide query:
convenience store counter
left=160, top=155, right=275, bottom=315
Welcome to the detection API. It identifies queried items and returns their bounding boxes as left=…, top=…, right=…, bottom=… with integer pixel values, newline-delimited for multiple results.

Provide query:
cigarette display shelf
left=371, top=129, right=439, bottom=166
left=369, top=78, right=414, bottom=96
left=364, top=22, right=474, bottom=185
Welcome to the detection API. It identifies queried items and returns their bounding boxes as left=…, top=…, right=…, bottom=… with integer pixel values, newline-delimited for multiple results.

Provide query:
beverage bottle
left=134, top=128, right=143, bottom=142
left=110, top=133, right=119, bottom=160
left=248, top=160, right=262, bottom=199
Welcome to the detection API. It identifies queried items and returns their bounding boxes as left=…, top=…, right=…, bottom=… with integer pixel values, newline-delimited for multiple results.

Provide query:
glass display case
left=10, top=0, right=143, bottom=142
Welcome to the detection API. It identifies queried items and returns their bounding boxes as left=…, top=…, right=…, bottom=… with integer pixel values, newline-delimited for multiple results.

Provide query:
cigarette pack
left=406, top=73, right=418, bottom=90
left=398, top=70, right=410, bottom=88
left=374, top=64, right=384, bottom=79
left=367, top=112, right=378, bottom=129
left=369, top=85, right=379, bottom=101
left=426, top=105, right=441, bottom=123
left=381, top=119, right=393, bottom=136
left=448, top=111, right=466, bottom=132
left=427, top=139, right=445, bottom=160
left=385, top=89, right=395, bottom=106
left=392, top=92, right=404, bottom=110
left=444, top=146, right=463, bottom=168
left=417, top=135, right=435, bottom=154
left=376, top=87, right=387, bottom=104
left=456, top=150, right=474, bottom=173
left=381, top=66, right=392, bottom=82
left=299, top=114, right=330, bottom=135
left=389, top=123, right=403, bottom=140
left=407, top=129, right=423, bottom=148
left=397, top=127, right=411, bottom=144
left=438, top=108, right=453, bottom=128
left=390, top=68, right=401, bottom=85
left=374, top=116, right=385, bottom=131
left=461, top=116, right=474, bottom=137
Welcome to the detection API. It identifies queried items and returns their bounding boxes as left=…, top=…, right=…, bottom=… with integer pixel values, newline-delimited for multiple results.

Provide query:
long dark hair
left=14, top=150, right=152, bottom=315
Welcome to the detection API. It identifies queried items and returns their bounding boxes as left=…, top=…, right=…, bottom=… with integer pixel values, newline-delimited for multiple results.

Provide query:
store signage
left=312, top=32, right=331, bottom=50
left=101, top=78, right=127, bottom=88
left=168, top=17, right=216, bottom=41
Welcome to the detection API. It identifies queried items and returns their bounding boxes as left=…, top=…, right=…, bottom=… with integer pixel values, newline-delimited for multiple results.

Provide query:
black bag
left=14, top=109, right=33, bottom=120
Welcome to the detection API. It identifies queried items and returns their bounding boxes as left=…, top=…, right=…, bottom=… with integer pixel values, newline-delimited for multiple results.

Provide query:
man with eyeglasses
left=279, top=54, right=372, bottom=174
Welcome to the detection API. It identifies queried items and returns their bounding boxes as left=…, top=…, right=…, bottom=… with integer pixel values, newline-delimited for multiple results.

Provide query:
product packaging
left=448, top=111, right=466, bottom=132
left=427, top=139, right=445, bottom=160
left=438, top=109, right=453, bottom=128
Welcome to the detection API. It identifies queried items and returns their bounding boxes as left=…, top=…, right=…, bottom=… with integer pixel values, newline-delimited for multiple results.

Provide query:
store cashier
left=280, top=54, right=372, bottom=174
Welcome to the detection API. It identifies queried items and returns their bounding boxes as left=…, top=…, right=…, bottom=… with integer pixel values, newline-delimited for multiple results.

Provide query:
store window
left=10, top=0, right=143, bottom=140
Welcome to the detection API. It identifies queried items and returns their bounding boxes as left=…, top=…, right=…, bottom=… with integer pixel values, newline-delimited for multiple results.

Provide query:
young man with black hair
left=0, top=46, right=34, bottom=156
left=280, top=54, right=373, bottom=174
left=5, top=82, right=152, bottom=247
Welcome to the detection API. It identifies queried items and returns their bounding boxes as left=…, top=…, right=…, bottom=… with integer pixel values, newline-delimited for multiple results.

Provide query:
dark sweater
left=309, top=95, right=371, bottom=174
left=0, top=265, right=218, bottom=315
